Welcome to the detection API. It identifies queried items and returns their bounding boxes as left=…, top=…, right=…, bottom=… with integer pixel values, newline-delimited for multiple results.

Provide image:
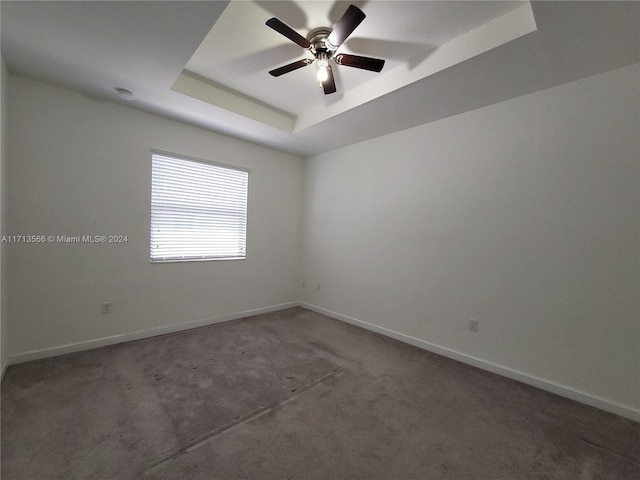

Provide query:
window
left=150, top=152, right=248, bottom=263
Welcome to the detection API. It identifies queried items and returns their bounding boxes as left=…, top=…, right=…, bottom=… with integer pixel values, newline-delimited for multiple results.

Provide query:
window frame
left=149, top=150, right=250, bottom=264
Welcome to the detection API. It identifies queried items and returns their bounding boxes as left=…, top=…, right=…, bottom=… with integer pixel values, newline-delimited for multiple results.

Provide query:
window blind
left=150, top=152, right=248, bottom=263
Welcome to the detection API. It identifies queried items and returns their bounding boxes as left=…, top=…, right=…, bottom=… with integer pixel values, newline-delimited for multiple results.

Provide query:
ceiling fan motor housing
left=307, top=27, right=334, bottom=56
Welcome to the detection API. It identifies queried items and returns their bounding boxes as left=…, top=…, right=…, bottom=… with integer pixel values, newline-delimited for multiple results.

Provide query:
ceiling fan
left=266, top=4, right=385, bottom=95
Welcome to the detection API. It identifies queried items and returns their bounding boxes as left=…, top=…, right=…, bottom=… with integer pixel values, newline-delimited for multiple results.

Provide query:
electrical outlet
left=469, top=319, right=478, bottom=332
left=101, top=302, right=112, bottom=314
left=316, top=284, right=321, bottom=291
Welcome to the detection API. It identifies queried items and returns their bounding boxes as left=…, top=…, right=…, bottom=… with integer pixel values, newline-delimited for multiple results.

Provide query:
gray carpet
left=2, top=307, right=638, bottom=479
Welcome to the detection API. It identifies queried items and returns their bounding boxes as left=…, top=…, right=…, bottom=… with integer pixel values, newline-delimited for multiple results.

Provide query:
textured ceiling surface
left=1, top=1, right=638, bottom=157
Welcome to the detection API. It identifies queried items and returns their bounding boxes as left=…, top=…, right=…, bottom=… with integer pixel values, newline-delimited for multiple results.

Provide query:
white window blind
left=150, top=152, right=248, bottom=263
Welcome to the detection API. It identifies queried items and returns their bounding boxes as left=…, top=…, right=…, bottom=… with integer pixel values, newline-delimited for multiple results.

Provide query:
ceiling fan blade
left=322, top=65, right=336, bottom=95
left=266, top=18, right=311, bottom=49
left=334, top=54, right=385, bottom=72
left=269, top=58, right=313, bottom=77
left=327, top=5, right=366, bottom=49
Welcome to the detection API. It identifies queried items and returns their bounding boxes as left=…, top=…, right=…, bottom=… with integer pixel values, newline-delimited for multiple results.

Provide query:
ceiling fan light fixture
left=316, top=52, right=329, bottom=82
left=316, top=65, right=329, bottom=83
left=266, top=4, right=384, bottom=95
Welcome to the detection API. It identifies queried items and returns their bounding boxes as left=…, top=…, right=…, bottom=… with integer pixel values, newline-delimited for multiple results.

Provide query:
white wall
left=0, top=57, right=8, bottom=376
left=5, top=64, right=639, bottom=420
left=301, top=64, right=640, bottom=419
left=7, top=76, right=303, bottom=360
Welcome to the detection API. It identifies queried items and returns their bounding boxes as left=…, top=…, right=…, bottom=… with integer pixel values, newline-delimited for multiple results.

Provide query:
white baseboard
left=299, top=302, right=640, bottom=422
left=8, top=302, right=298, bottom=366
left=7, top=300, right=639, bottom=422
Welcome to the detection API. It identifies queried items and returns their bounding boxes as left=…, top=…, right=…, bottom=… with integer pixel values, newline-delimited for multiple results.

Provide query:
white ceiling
left=1, top=1, right=638, bottom=157
left=183, top=1, right=526, bottom=118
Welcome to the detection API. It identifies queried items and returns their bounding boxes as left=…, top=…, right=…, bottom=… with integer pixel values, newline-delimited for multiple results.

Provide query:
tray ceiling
left=2, top=1, right=638, bottom=157
left=174, top=1, right=534, bottom=132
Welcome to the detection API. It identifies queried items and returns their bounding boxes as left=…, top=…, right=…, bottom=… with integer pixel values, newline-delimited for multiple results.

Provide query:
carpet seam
left=140, top=368, right=343, bottom=477
left=579, top=437, right=640, bottom=466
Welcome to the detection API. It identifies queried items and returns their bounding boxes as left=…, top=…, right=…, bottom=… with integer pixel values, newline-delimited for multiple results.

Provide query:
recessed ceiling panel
left=176, top=0, right=534, bottom=130
left=5, top=1, right=636, bottom=157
